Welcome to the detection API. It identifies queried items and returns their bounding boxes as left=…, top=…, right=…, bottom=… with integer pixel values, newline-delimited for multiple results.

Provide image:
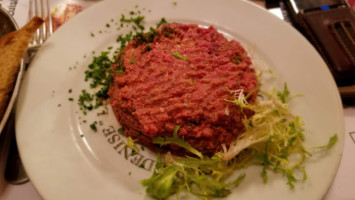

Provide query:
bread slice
left=0, top=16, right=44, bottom=120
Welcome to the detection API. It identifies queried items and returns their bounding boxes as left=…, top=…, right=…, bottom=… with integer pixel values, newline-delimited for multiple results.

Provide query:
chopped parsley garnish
left=120, top=14, right=145, bottom=31
left=118, top=127, right=125, bottom=133
left=115, top=65, right=126, bottom=74
left=156, top=17, right=167, bottom=28
left=132, top=27, right=157, bottom=46
left=97, top=86, right=110, bottom=99
left=117, top=33, right=133, bottom=49
left=141, top=44, right=152, bottom=54
left=78, top=90, right=94, bottom=113
left=97, top=109, right=108, bottom=116
left=90, top=121, right=97, bottom=132
left=232, top=55, right=243, bottom=64
left=85, top=51, right=113, bottom=89
left=129, top=57, right=136, bottom=64
left=78, top=51, right=114, bottom=114
left=161, top=26, right=175, bottom=37
left=80, top=10, right=156, bottom=116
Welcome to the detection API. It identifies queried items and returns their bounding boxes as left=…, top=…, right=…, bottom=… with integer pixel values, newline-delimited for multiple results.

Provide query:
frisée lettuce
left=141, top=84, right=338, bottom=199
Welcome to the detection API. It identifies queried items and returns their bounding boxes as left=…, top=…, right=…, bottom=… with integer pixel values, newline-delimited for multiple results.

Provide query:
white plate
left=16, top=0, right=345, bottom=200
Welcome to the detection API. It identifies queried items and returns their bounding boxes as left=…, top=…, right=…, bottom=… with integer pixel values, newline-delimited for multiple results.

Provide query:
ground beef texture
left=108, top=23, right=258, bottom=155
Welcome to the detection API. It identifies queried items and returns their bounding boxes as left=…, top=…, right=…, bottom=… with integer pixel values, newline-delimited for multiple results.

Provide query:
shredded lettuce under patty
left=141, top=84, right=337, bottom=199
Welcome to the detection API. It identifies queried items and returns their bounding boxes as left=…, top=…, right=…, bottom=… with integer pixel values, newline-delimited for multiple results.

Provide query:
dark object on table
left=297, top=7, right=355, bottom=87
left=266, top=0, right=281, bottom=8
left=282, top=0, right=355, bottom=98
left=4, top=110, right=28, bottom=184
left=282, top=0, right=348, bottom=24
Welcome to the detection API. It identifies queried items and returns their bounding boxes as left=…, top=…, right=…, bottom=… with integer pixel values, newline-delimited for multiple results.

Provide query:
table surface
left=0, top=0, right=354, bottom=200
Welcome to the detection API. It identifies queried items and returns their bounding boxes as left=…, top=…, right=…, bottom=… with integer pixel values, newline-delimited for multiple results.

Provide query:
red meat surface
left=109, top=23, right=258, bottom=155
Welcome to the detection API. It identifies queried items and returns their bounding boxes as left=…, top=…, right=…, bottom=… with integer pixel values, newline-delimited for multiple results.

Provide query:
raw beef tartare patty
left=109, top=23, right=258, bottom=154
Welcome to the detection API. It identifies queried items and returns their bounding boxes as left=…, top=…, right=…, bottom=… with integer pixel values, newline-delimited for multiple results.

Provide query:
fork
left=27, top=0, right=53, bottom=53
left=4, top=0, right=53, bottom=185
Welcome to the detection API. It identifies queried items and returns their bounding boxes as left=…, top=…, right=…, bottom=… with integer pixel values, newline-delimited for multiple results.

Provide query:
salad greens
left=126, top=136, right=140, bottom=153
left=141, top=152, right=246, bottom=199
left=141, top=84, right=338, bottom=199
left=153, top=125, right=203, bottom=159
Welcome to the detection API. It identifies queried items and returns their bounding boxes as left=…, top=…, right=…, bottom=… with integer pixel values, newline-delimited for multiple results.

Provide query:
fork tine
left=39, top=0, right=52, bottom=40
left=40, top=0, right=46, bottom=43
left=46, top=0, right=53, bottom=36
left=29, top=0, right=41, bottom=47
left=28, top=0, right=52, bottom=52
left=29, top=0, right=37, bottom=45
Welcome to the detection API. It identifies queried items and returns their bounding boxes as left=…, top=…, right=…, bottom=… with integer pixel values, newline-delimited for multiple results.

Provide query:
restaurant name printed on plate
left=101, top=123, right=156, bottom=172
left=66, top=3, right=338, bottom=200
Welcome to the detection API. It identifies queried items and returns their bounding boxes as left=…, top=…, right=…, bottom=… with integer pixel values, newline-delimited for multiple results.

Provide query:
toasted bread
left=0, top=16, right=44, bottom=120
